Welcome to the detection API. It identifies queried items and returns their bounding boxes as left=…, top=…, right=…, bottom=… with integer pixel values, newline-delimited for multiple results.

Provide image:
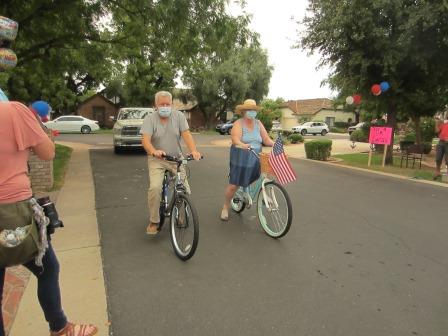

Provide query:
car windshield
left=119, top=109, right=150, bottom=120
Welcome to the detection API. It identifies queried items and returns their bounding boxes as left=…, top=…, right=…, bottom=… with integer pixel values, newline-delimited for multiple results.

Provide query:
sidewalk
left=9, top=143, right=109, bottom=335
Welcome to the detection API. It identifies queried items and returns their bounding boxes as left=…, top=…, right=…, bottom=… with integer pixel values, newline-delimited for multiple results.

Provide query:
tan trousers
left=147, top=157, right=190, bottom=224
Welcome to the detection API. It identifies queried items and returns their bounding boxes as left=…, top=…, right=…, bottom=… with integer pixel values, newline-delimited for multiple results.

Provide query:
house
left=173, top=98, right=206, bottom=129
left=280, top=98, right=356, bottom=130
left=76, top=94, right=119, bottom=128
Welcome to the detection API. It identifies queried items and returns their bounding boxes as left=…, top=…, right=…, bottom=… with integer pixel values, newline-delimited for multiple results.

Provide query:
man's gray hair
left=155, top=91, right=172, bottom=105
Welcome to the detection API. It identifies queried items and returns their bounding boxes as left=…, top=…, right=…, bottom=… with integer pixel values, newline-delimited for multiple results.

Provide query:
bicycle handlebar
left=162, top=154, right=204, bottom=163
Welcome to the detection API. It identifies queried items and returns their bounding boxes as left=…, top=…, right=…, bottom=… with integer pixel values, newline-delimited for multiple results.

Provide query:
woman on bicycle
left=220, top=99, right=275, bottom=221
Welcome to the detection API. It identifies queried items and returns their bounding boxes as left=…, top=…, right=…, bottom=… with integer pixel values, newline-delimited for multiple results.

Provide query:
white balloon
left=346, top=96, right=354, bottom=105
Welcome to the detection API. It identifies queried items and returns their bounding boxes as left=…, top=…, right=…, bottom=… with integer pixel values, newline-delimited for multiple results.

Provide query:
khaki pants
left=147, top=157, right=190, bottom=224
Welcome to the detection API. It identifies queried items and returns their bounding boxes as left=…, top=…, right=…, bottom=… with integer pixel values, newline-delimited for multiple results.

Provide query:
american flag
left=268, top=138, right=297, bottom=185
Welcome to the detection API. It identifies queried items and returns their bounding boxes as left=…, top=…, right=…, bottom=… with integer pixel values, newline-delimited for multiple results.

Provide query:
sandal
left=51, top=322, right=98, bottom=336
left=220, top=208, right=229, bottom=221
left=146, top=223, right=159, bottom=235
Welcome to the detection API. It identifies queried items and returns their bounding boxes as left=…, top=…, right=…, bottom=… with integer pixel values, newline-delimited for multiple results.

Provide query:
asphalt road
left=90, top=140, right=447, bottom=336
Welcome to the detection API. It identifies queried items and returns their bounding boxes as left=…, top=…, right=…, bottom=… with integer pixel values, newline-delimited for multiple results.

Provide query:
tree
left=1, top=0, right=112, bottom=112
left=258, top=98, right=284, bottom=131
left=184, top=45, right=272, bottom=128
left=300, top=0, right=448, bottom=164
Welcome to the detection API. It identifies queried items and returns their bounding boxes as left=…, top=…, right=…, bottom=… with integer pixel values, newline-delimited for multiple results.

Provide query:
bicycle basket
left=259, top=153, right=275, bottom=176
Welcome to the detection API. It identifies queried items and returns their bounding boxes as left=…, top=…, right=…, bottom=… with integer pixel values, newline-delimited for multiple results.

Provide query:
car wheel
left=301, top=129, right=307, bottom=136
left=81, top=125, right=91, bottom=134
left=313, top=133, right=317, bottom=136
left=321, top=129, right=328, bottom=136
left=114, top=146, right=122, bottom=154
left=219, top=130, right=226, bottom=135
left=348, top=131, right=353, bottom=135
left=226, top=128, right=232, bottom=135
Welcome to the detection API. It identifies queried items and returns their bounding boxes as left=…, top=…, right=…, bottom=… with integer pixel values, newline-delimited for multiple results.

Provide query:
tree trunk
left=412, top=116, right=422, bottom=145
left=385, top=104, right=397, bottom=165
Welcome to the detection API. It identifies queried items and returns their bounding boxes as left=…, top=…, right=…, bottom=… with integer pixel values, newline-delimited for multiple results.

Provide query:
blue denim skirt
left=229, top=145, right=260, bottom=187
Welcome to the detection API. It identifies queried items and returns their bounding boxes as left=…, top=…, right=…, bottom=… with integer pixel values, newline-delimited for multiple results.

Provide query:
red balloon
left=353, top=94, right=362, bottom=105
left=371, top=84, right=382, bottom=96
left=52, top=130, right=60, bottom=137
left=41, top=116, right=49, bottom=122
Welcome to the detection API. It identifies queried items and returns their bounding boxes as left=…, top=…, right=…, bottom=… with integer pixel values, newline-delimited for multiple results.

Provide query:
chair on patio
left=400, top=144, right=423, bottom=169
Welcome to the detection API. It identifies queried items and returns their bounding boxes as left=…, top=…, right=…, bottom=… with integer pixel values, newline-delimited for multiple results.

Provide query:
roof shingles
left=282, top=98, right=334, bottom=115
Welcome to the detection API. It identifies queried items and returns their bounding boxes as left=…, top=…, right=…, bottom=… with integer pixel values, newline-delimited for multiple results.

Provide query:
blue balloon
left=31, top=101, right=51, bottom=117
left=0, top=88, right=8, bottom=101
left=380, top=81, right=390, bottom=92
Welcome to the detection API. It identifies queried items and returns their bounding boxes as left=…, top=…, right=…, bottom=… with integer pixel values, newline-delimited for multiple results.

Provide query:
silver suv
left=113, top=107, right=154, bottom=153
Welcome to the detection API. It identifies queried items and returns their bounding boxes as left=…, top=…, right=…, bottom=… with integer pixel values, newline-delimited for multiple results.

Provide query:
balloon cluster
left=0, top=16, right=18, bottom=71
left=371, top=82, right=390, bottom=96
left=345, top=94, right=362, bottom=105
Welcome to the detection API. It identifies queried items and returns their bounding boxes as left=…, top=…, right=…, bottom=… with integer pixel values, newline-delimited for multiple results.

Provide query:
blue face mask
left=158, top=106, right=172, bottom=118
left=0, top=88, right=9, bottom=102
left=245, top=110, right=257, bottom=120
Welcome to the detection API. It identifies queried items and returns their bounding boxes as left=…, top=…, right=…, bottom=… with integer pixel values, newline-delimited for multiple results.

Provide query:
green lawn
left=53, top=144, right=73, bottom=190
left=334, top=153, right=438, bottom=182
left=96, top=128, right=114, bottom=134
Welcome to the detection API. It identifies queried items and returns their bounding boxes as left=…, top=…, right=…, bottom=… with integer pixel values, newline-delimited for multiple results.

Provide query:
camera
left=36, top=196, right=64, bottom=235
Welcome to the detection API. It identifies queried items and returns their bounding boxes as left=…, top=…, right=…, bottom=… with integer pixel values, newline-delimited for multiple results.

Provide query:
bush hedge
left=334, top=121, right=349, bottom=128
left=350, top=129, right=369, bottom=143
left=288, top=133, right=304, bottom=144
left=304, top=139, right=332, bottom=161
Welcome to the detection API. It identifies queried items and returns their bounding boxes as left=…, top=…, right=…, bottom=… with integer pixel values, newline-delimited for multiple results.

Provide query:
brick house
left=280, top=98, right=356, bottom=130
left=76, top=94, right=119, bottom=129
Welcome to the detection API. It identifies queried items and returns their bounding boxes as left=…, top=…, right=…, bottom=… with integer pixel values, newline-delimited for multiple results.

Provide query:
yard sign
left=368, top=127, right=393, bottom=167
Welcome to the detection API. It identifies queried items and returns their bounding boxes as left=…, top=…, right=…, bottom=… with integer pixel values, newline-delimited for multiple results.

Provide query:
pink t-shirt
left=0, top=102, right=48, bottom=203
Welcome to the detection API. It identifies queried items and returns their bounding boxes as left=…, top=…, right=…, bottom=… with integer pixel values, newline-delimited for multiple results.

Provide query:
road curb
left=293, top=157, right=448, bottom=188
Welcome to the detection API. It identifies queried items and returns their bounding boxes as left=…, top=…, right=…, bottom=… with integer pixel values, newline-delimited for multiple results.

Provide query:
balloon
left=353, top=94, right=362, bottom=105
left=41, top=116, right=49, bottom=123
left=380, top=81, right=390, bottom=92
left=31, top=101, right=51, bottom=117
left=371, top=84, right=382, bottom=96
left=0, top=88, right=8, bottom=101
left=0, top=16, right=18, bottom=42
left=52, top=130, right=60, bottom=137
left=0, top=48, right=17, bottom=70
left=345, top=96, right=354, bottom=105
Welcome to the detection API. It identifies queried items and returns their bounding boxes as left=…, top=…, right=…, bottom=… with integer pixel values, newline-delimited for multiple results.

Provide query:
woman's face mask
left=158, top=106, right=172, bottom=118
left=245, top=110, right=257, bottom=120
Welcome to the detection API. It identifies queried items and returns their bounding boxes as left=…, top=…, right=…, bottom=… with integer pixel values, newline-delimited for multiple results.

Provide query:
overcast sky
left=228, top=0, right=335, bottom=101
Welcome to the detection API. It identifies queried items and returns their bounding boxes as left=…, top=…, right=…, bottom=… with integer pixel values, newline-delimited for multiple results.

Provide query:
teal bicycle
left=230, top=148, right=292, bottom=238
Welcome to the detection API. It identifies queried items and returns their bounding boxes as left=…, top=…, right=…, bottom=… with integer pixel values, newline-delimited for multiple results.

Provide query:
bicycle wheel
left=230, top=188, right=246, bottom=213
left=257, top=181, right=292, bottom=238
left=170, top=194, right=199, bottom=261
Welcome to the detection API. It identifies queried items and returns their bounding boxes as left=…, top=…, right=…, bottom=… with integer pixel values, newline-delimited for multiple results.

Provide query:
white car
left=45, top=115, right=100, bottom=134
left=292, top=122, right=329, bottom=136
left=113, top=107, right=154, bottom=153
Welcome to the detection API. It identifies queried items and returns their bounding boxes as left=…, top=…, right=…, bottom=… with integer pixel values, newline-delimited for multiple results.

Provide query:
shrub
left=400, top=140, right=414, bottom=151
left=334, top=121, right=349, bottom=128
left=282, top=130, right=293, bottom=137
left=422, top=142, right=432, bottom=154
left=403, top=132, right=416, bottom=142
left=304, top=139, right=332, bottom=161
left=288, top=134, right=304, bottom=144
left=350, top=129, right=369, bottom=143
left=421, top=118, right=436, bottom=142
left=330, top=127, right=346, bottom=133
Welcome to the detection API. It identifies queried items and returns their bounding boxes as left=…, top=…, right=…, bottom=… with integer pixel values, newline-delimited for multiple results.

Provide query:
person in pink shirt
left=433, top=114, right=448, bottom=180
left=0, top=97, right=97, bottom=336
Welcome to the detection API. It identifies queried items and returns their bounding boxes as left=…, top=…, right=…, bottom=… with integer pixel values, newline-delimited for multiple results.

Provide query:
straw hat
left=235, top=99, right=261, bottom=114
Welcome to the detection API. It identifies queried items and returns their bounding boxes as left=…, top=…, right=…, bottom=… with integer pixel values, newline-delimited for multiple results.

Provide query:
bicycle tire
left=256, top=181, right=292, bottom=238
left=170, top=194, right=199, bottom=261
left=230, top=188, right=246, bottom=213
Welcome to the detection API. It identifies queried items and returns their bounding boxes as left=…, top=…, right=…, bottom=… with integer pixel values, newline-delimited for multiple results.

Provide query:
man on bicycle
left=141, top=91, right=202, bottom=235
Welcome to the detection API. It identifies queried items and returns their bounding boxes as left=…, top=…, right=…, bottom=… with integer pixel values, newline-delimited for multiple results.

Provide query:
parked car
left=44, top=115, right=100, bottom=134
left=216, top=119, right=236, bottom=135
left=348, top=122, right=365, bottom=135
left=292, top=122, right=329, bottom=136
left=113, top=107, right=154, bottom=153
left=271, top=120, right=282, bottom=132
